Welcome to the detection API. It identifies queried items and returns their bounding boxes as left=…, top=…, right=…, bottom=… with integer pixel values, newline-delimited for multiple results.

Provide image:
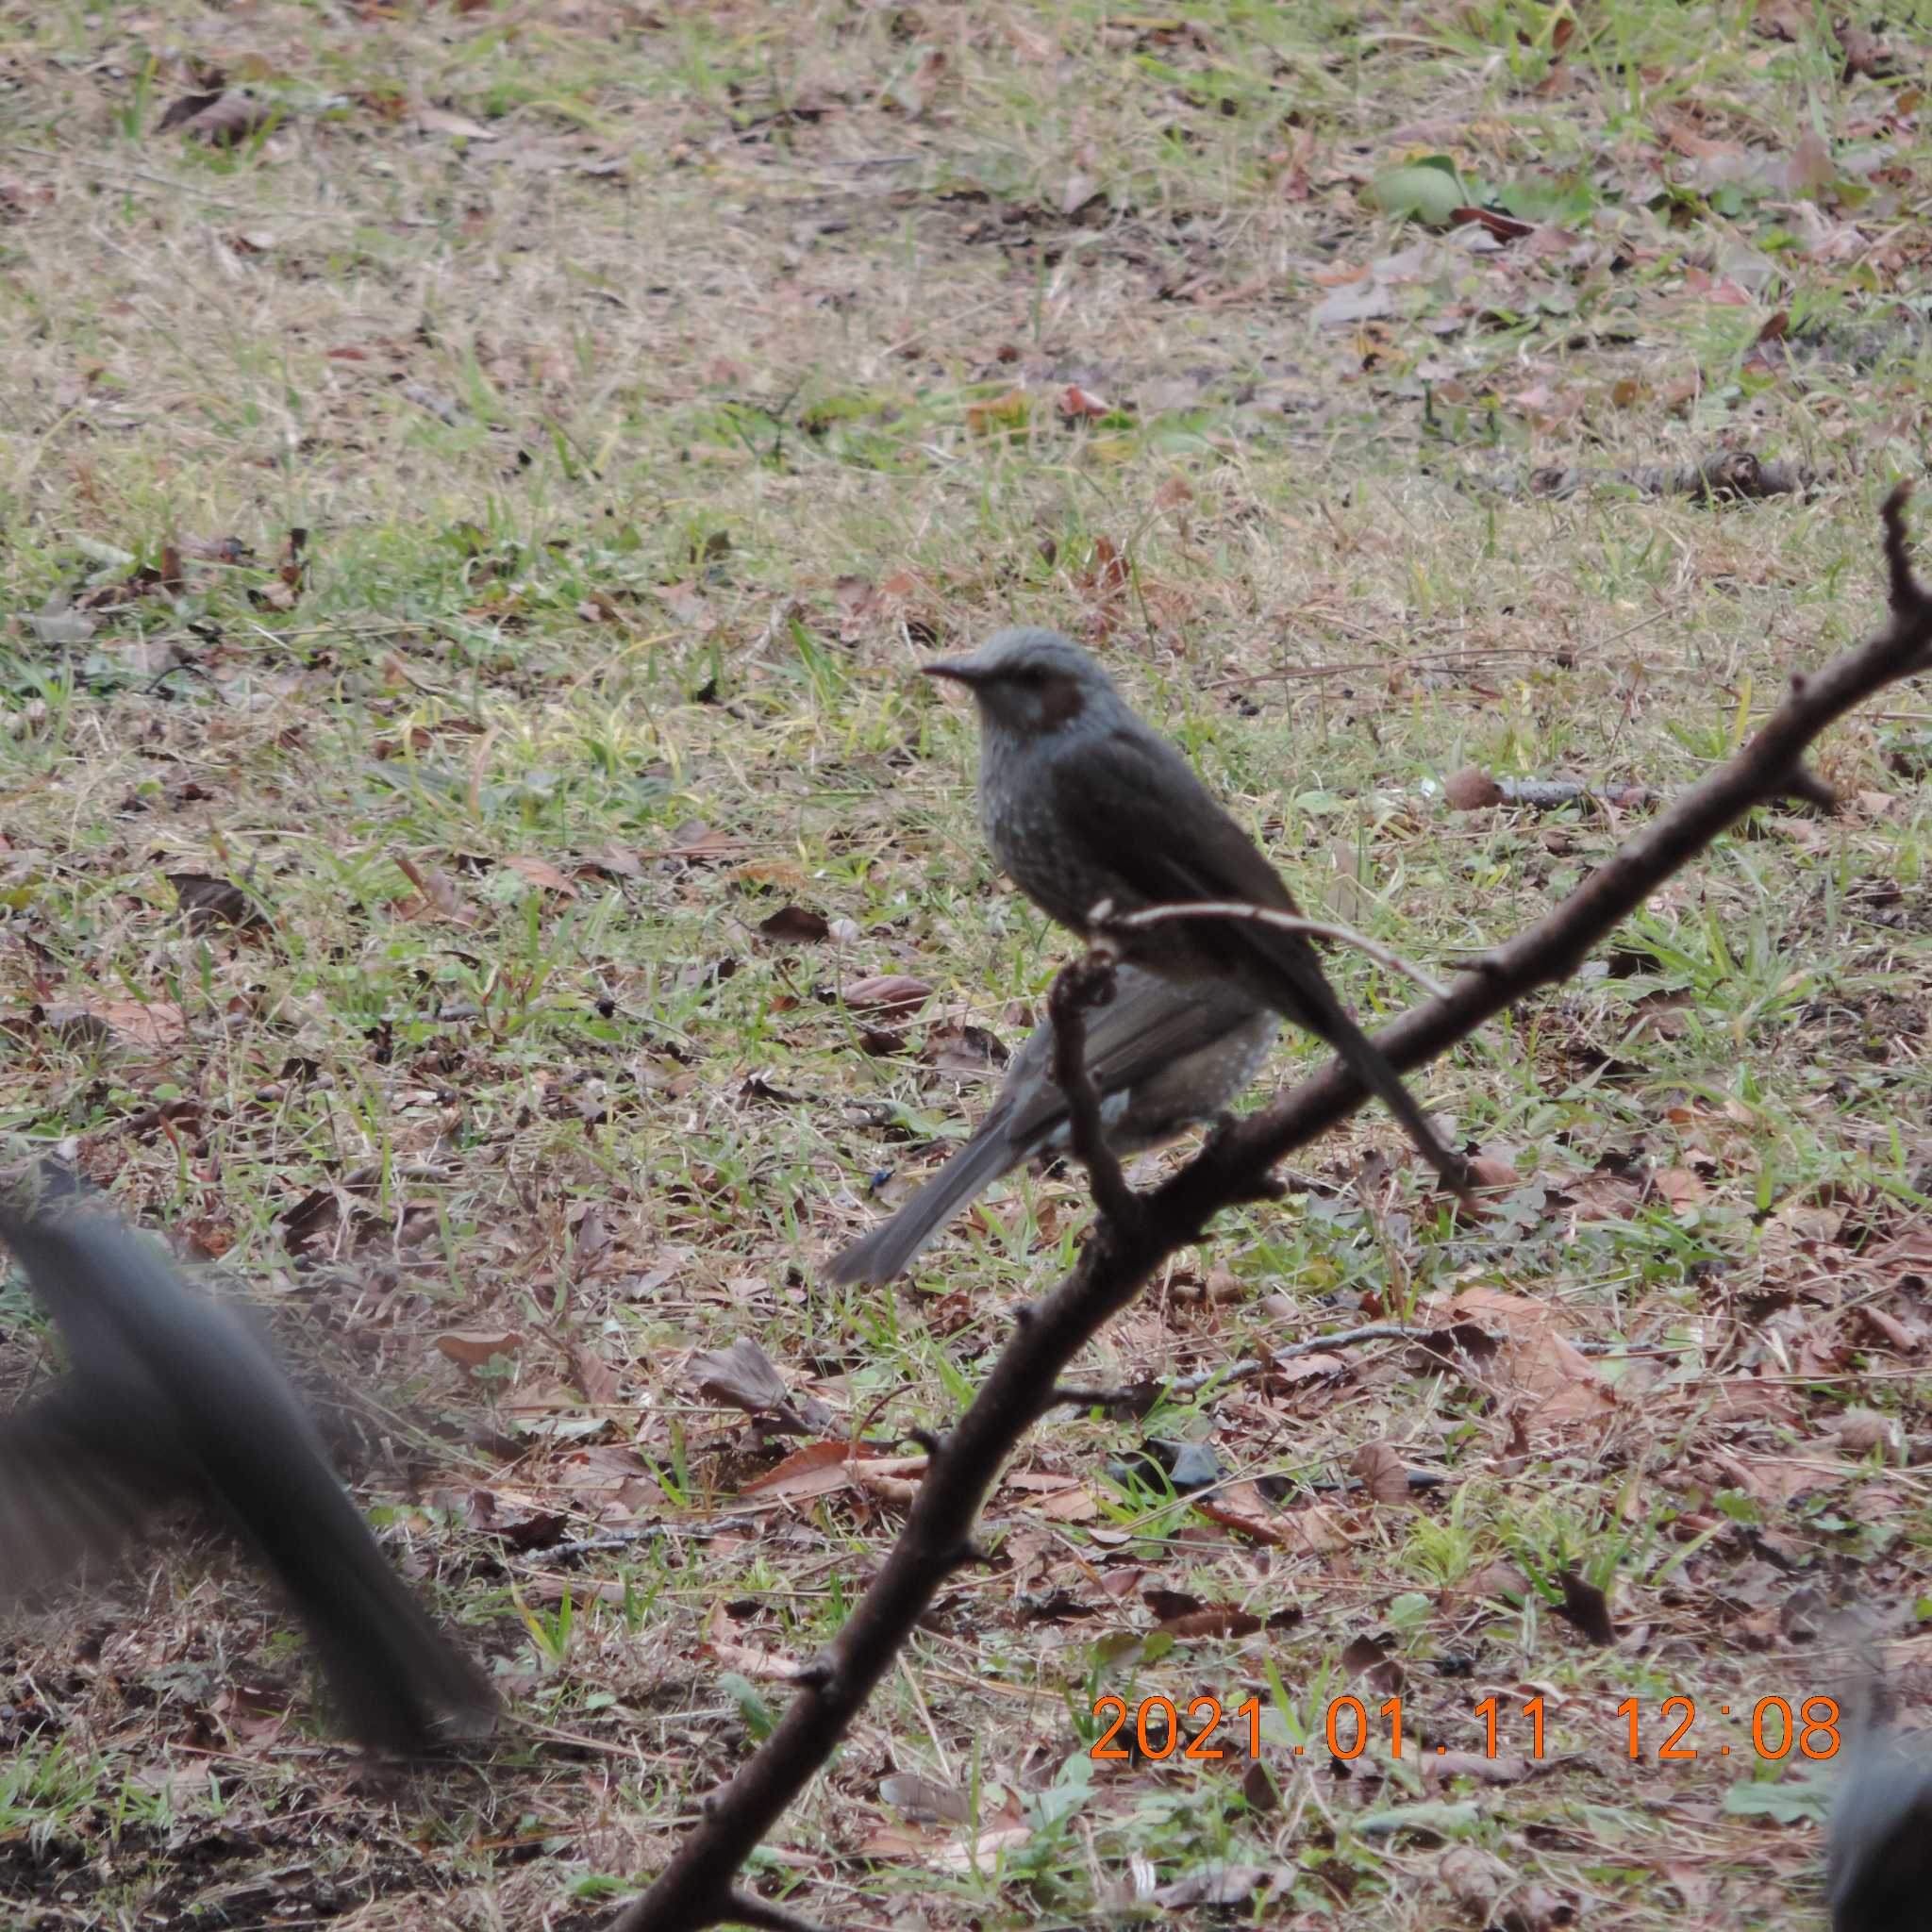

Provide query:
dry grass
left=1, top=1, right=1930, bottom=1926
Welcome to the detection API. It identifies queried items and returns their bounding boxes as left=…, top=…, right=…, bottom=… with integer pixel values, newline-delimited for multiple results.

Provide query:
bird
left=1828, top=1733, right=1932, bottom=1931
left=0, top=1180, right=496, bottom=1755
left=922, top=626, right=1470, bottom=1197
left=1824, top=1657, right=1932, bottom=1932
left=827, top=965, right=1277, bottom=1285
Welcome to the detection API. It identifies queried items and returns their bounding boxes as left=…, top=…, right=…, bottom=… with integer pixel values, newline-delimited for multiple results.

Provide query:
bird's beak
left=920, top=659, right=985, bottom=687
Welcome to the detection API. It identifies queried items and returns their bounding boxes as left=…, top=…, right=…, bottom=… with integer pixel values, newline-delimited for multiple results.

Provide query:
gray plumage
left=828, top=966, right=1277, bottom=1285
left=0, top=1181, right=495, bottom=1754
left=923, top=627, right=1468, bottom=1195
left=1827, top=1681, right=1932, bottom=1932
left=1829, top=1740, right=1932, bottom=1930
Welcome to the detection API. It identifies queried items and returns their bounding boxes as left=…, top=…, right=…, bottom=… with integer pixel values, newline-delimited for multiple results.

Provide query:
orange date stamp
left=1089, top=1692, right=1843, bottom=1764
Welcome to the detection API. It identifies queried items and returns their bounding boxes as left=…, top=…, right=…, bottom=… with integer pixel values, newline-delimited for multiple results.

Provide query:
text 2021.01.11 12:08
left=1089, top=1694, right=1845, bottom=1764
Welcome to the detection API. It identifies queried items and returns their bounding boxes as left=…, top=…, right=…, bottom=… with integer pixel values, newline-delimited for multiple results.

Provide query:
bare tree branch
left=603, top=487, right=1932, bottom=1932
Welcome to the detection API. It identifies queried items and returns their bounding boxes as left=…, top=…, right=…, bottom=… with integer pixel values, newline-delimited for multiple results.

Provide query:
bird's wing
left=1001, top=971, right=1269, bottom=1149
left=1045, top=726, right=1343, bottom=1038
left=1047, top=732, right=1470, bottom=1195
left=0, top=1196, right=497, bottom=1752
left=826, top=970, right=1274, bottom=1285
left=0, top=1380, right=195, bottom=1604
left=1046, top=725, right=1295, bottom=921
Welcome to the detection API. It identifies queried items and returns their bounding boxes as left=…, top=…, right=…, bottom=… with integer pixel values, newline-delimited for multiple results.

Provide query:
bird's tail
left=825, top=1112, right=1028, bottom=1286
left=1252, top=944, right=1474, bottom=1203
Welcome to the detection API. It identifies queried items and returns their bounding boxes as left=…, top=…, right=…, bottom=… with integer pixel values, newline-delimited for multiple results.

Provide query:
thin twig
left=1044, top=1382, right=1160, bottom=1412
left=1163, top=1359, right=1262, bottom=1398
left=1052, top=1323, right=1686, bottom=1414
left=1098, top=901, right=1447, bottom=998
left=4, top=142, right=349, bottom=223
left=720, top=1890, right=834, bottom=1932
left=545, top=1528, right=661, bottom=1562
left=1203, top=644, right=1543, bottom=690
left=1274, top=1323, right=1426, bottom=1357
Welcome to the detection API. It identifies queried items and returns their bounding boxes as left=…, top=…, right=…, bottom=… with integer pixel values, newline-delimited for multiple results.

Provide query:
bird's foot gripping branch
left=607, top=488, right=1932, bottom=1932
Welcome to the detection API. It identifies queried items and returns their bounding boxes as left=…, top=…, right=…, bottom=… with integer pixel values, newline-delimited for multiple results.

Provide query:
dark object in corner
left=1829, top=1732, right=1932, bottom=1932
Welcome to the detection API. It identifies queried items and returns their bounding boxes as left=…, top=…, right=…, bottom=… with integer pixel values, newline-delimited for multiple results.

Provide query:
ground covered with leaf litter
left=1, top=2, right=1930, bottom=1928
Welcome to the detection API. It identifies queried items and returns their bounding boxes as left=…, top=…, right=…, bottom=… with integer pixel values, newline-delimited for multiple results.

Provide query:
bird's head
left=921, top=627, right=1115, bottom=741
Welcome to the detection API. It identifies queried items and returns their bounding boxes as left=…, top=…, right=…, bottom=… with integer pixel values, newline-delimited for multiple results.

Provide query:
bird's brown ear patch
left=1040, top=676, right=1087, bottom=728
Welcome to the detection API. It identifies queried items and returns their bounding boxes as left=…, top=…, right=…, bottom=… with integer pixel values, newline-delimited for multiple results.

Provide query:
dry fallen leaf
left=663, top=821, right=738, bottom=865
left=860, top=1817, right=1032, bottom=1873
left=436, top=1329, right=524, bottom=1368
left=1032, top=1484, right=1098, bottom=1521
left=842, top=974, right=933, bottom=1017
left=579, top=842, right=646, bottom=881
left=1783, top=129, right=1837, bottom=194
left=1429, top=1285, right=1614, bottom=1424
left=1083, top=533, right=1130, bottom=598
left=1555, top=1568, right=1616, bottom=1646
left=502, top=854, right=578, bottom=896
left=1714, top=1453, right=1829, bottom=1507
left=392, top=852, right=480, bottom=927
left=703, top=1600, right=804, bottom=1680
left=758, top=905, right=831, bottom=944
left=1060, top=169, right=1100, bottom=215
left=168, top=872, right=267, bottom=933
left=742, top=1441, right=927, bottom=1503
left=564, top=1344, right=622, bottom=1406
left=413, top=105, right=496, bottom=142
left=1341, top=1634, right=1404, bottom=1693
left=158, top=89, right=279, bottom=147
left=965, top=389, right=1029, bottom=435
left=1653, top=1165, right=1709, bottom=1212
left=1354, top=1440, right=1414, bottom=1507
left=1444, top=765, right=1505, bottom=809
left=1459, top=1559, right=1530, bottom=1605
left=1190, top=1486, right=1281, bottom=1546
left=878, top=1773, right=971, bottom=1824
left=42, top=999, right=188, bottom=1052
left=688, top=1337, right=791, bottom=1416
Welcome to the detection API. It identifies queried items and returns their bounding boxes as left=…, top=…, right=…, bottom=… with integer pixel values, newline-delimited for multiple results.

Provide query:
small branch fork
left=604, top=489, right=1932, bottom=1932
